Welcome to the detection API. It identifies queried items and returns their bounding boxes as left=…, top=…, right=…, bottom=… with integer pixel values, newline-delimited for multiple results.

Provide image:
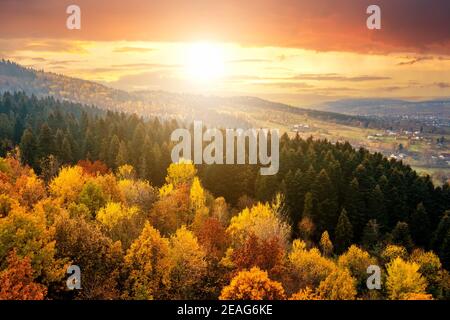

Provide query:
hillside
left=317, top=98, right=450, bottom=120
left=0, top=60, right=378, bottom=129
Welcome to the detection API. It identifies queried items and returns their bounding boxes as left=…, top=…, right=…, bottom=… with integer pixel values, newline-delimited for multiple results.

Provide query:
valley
left=1, top=60, right=449, bottom=184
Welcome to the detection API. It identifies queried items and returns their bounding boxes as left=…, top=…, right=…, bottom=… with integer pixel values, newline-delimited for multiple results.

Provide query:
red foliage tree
left=232, top=233, right=285, bottom=278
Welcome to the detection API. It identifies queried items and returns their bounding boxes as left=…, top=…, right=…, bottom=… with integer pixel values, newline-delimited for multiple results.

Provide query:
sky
left=1, top=0, right=450, bottom=106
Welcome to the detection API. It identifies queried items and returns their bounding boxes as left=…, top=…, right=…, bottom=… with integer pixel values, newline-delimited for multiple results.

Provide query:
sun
left=184, top=42, right=226, bottom=82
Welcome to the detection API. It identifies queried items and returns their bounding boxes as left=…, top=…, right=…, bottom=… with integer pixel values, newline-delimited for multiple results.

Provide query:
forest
left=0, top=91, right=450, bottom=300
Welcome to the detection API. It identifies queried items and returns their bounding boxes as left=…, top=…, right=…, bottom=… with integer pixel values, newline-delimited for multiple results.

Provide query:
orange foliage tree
left=219, top=267, right=286, bottom=300
left=77, top=160, right=109, bottom=176
left=0, top=250, right=47, bottom=300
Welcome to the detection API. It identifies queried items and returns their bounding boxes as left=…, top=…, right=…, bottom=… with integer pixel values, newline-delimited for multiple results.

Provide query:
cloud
left=377, top=86, right=406, bottom=92
left=1, top=0, right=450, bottom=54
left=291, top=74, right=391, bottom=82
left=22, top=41, right=88, bottom=53
left=226, top=73, right=390, bottom=83
left=434, top=82, right=450, bottom=89
left=113, top=47, right=155, bottom=53
left=397, top=56, right=434, bottom=66
left=227, top=59, right=272, bottom=64
left=68, top=63, right=181, bottom=76
left=258, top=82, right=314, bottom=89
left=111, top=63, right=180, bottom=69
left=0, top=39, right=88, bottom=54
left=47, top=59, right=83, bottom=65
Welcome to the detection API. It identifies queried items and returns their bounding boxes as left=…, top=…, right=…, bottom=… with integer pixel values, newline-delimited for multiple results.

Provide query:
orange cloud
left=1, top=0, right=449, bottom=54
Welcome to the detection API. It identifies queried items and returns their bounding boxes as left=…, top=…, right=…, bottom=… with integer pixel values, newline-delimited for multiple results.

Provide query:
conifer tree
left=362, top=219, right=380, bottom=251
left=431, top=212, right=450, bottom=254
left=108, top=135, right=120, bottom=169
left=410, top=203, right=431, bottom=248
left=38, top=123, right=54, bottom=159
left=440, top=230, right=450, bottom=270
left=61, top=136, right=73, bottom=164
left=19, top=128, right=37, bottom=167
left=115, top=141, right=129, bottom=168
left=303, top=192, right=314, bottom=218
left=345, top=178, right=366, bottom=239
left=391, top=222, right=414, bottom=252
left=335, top=209, right=353, bottom=253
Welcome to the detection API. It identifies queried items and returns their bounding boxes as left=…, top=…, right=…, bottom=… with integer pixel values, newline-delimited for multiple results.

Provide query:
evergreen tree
left=313, top=169, right=338, bottom=234
left=431, top=211, right=450, bottom=253
left=19, top=128, right=37, bottom=168
left=60, top=136, right=73, bottom=164
left=37, top=123, right=54, bottom=159
left=115, top=141, right=129, bottom=167
left=335, top=208, right=353, bottom=253
left=391, top=222, right=414, bottom=252
left=303, top=192, right=314, bottom=218
left=345, top=178, right=365, bottom=240
left=362, top=219, right=380, bottom=252
left=367, top=185, right=387, bottom=228
left=54, top=129, right=64, bottom=158
left=283, top=169, right=303, bottom=224
left=108, top=135, right=120, bottom=169
left=137, top=155, right=148, bottom=180
left=410, top=203, right=431, bottom=248
left=130, top=124, right=146, bottom=166
left=440, top=230, right=450, bottom=270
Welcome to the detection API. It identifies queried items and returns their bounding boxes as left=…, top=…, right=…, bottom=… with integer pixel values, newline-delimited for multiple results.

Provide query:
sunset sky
left=1, top=0, right=450, bottom=106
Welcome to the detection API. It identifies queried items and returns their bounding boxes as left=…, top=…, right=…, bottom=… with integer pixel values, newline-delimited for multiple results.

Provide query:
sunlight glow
left=184, top=42, right=226, bottom=82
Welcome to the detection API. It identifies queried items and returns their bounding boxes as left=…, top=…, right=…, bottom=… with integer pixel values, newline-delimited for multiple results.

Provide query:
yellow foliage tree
left=169, top=226, right=207, bottom=299
left=317, top=268, right=357, bottom=300
left=159, top=183, right=174, bottom=197
left=49, top=166, right=86, bottom=203
left=190, top=177, right=206, bottom=211
left=320, top=231, right=333, bottom=257
left=96, top=202, right=143, bottom=248
left=92, top=173, right=121, bottom=203
left=381, top=244, right=408, bottom=263
left=338, top=245, right=377, bottom=291
left=165, top=160, right=197, bottom=187
left=219, top=267, right=286, bottom=300
left=123, top=222, right=172, bottom=299
left=96, top=202, right=140, bottom=229
left=386, top=257, right=428, bottom=300
left=227, top=202, right=290, bottom=248
left=288, top=239, right=337, bottom=291
left=116, top=164, right=135, bottom=180
left=0, top=202, right=66, bottom=286
left=410, top=249, right=443, bottom=296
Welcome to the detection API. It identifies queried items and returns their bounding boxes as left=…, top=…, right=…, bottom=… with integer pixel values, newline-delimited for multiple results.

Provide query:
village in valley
left=289, top=118, right=450, bottom=185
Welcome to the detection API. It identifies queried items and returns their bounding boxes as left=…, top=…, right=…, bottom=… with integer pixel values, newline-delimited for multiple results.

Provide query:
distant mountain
left=0, top=60, right=377, bottom=129
left=316, top=98, right=450, bottom=119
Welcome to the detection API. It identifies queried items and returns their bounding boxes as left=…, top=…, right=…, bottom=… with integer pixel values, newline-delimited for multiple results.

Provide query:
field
left=246, top=107, right=450, bottom=184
